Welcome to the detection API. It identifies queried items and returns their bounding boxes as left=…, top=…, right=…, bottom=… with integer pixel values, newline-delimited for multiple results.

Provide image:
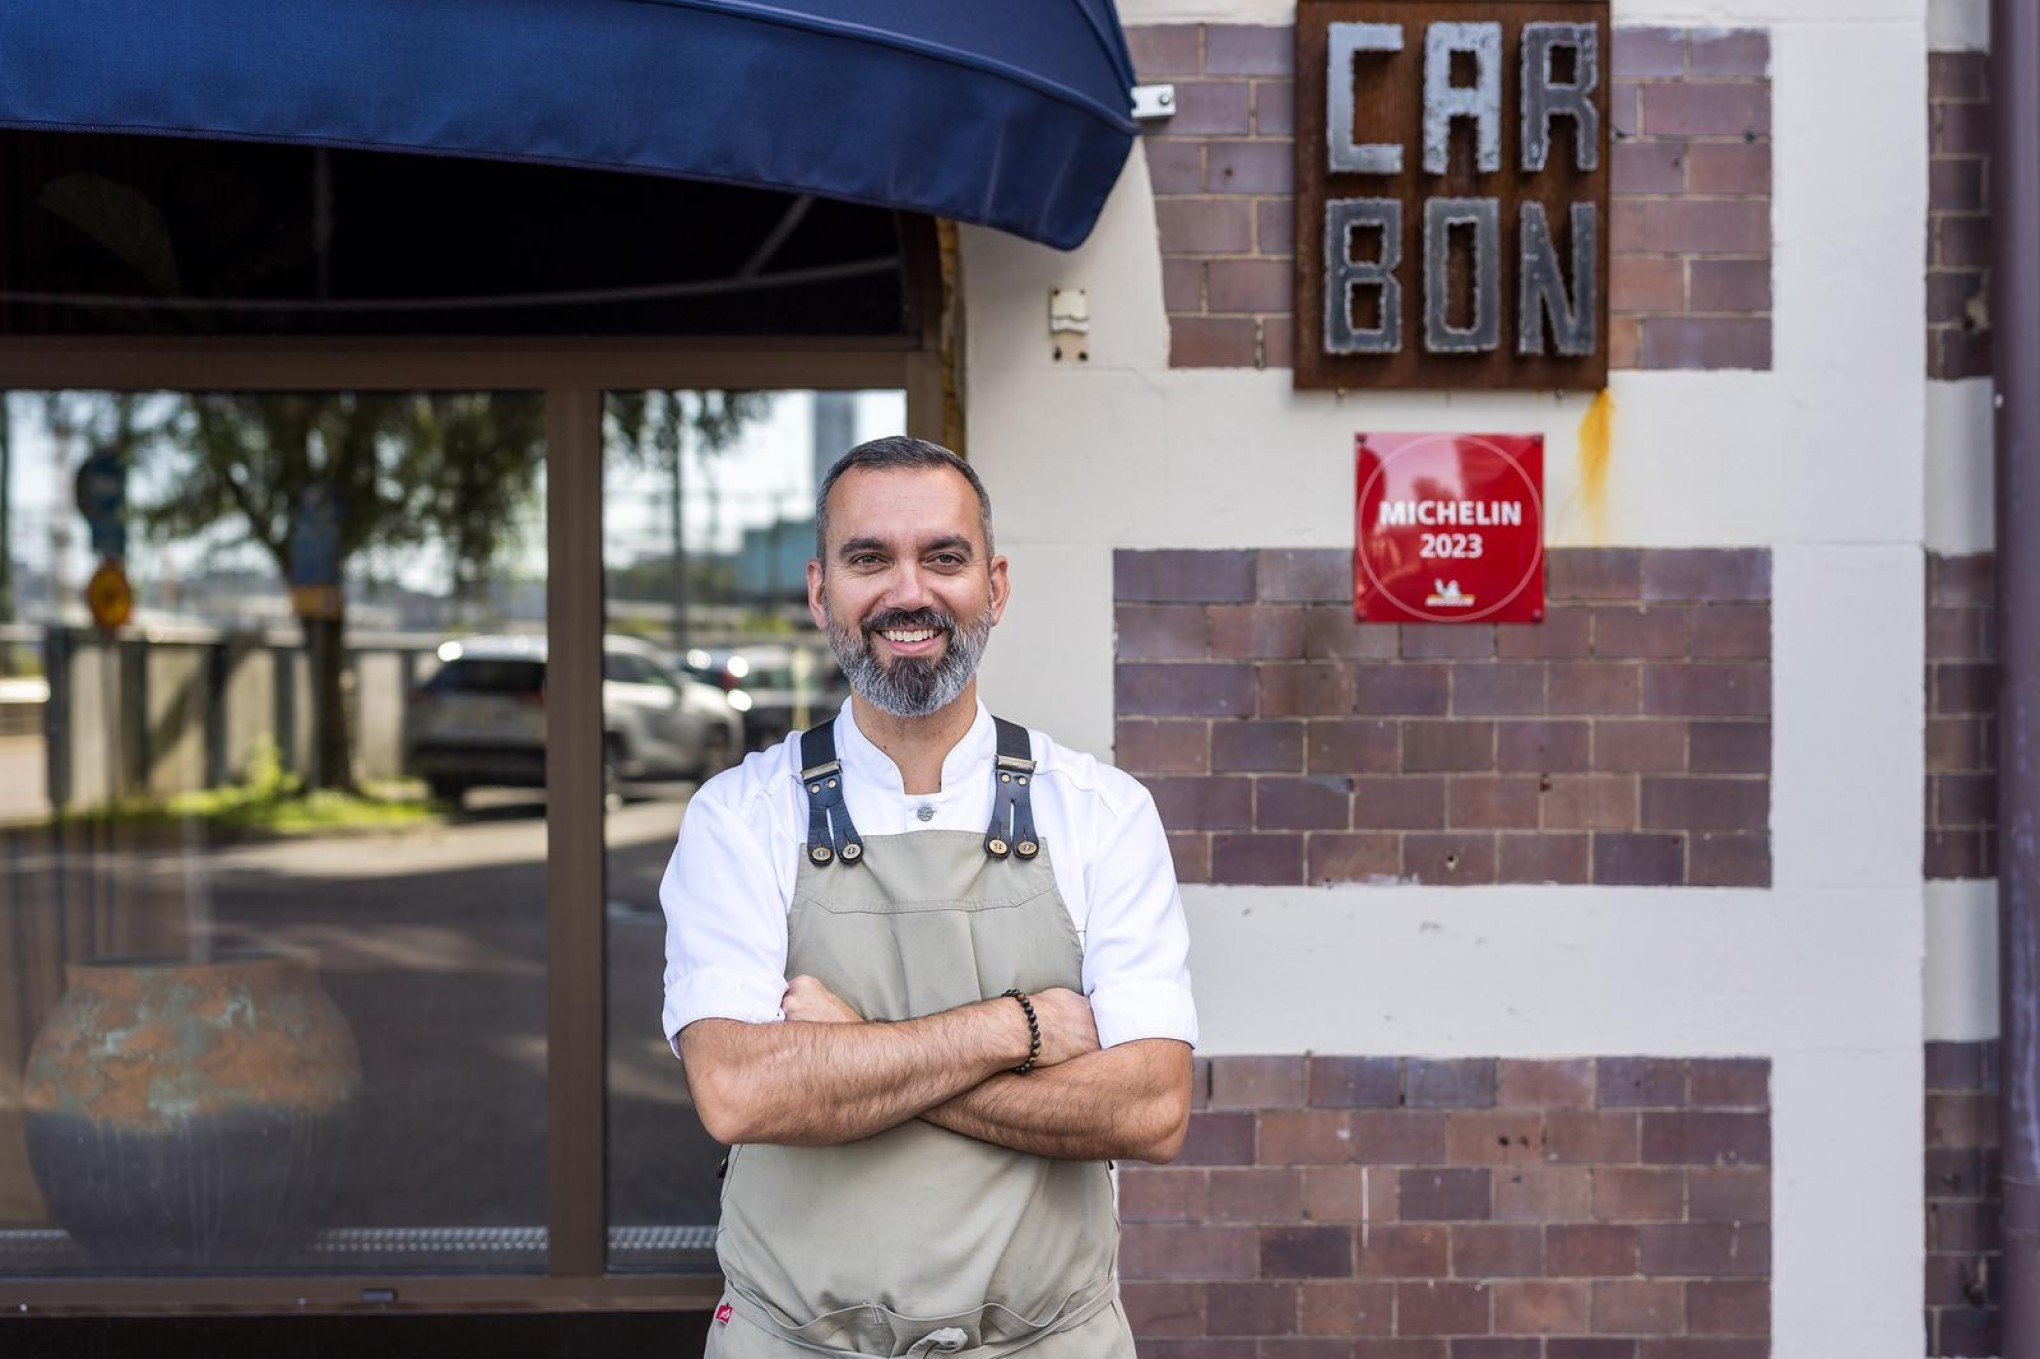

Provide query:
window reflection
left=602, top=390, right=894, bottom=1272
left=0, top=391, right=550, bottom=1275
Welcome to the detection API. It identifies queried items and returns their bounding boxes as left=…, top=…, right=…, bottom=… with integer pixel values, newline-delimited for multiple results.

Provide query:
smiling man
left=661, top=436, right=1198, bottom=1359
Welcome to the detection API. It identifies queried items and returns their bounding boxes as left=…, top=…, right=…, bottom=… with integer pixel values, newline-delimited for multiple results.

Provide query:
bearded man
left=660, top=435, right=1198, bottom=1359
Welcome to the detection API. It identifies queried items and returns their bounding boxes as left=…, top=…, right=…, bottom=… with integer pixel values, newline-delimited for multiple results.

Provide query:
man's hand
left=782, top=974, right=861, bottom=1024
left=1025, top=987, right=1102, bottom=1066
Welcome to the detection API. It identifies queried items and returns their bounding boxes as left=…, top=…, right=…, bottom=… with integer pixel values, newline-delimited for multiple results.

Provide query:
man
left=661, top=436, right=1197, bottom=1359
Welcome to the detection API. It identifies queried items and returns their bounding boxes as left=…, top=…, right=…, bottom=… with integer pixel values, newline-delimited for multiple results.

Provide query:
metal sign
left=1354, top=432, right=1545, bottom=623
left=289, top=483, right=344, bottom=621
left=86, top=560, right=134, bottom=632
left=1296, top=1, right=1610, bottom=390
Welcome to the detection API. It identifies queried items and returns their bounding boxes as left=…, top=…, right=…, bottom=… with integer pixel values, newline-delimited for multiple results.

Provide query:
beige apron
left=708, top=717, right=1131, bottom=1359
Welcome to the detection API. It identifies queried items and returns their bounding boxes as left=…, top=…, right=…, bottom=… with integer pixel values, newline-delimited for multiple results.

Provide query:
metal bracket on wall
left=1131, top=84, right=1176, bottom=120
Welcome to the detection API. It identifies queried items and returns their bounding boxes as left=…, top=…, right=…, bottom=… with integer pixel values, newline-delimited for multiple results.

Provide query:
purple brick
left=1263, top=1226, right=1356, bottom=1278
left=1635, top=199, right=1769, bottom=256
left=1355, top=665, right=1452, bottom=716
left=1641, top=777, right=1768, bottom=832
left=1689, top=833, right=1770, bottom=887
left=1180, top=1111, right=1259, bottom=1165
left=1454, top=664, right=1549, bottom=716
left=1210, top=605, right=1306, bottom=659
left=1549, top=550, right=1643, bottom=602
left=1594, top=832, right=1685, bottom=886
left=1403, top=832, right=1499, bottom=885
left=1594, top=607, right=1691, bottom=659
left=1258, top=196, right=1298, bottom=254
left=1686, top=29, right=1770, bottom=77
left=1207, top=1281, right=1298, bottom=1336
left=1146, top=140, right=1207, bottom=195
left=1206, top=25, right=1294, bottom=77
left=1642, top=550, right=1770, bottom=603
left=1612, top=139, right=1686, bottom=195
left=1934, top=100, right=1993, bottom=155
left=1119, top=549, right=1258, bottom=603
left=1210, top=1056, right=1309, bottom=1110
left=1118, top=663, right=1257, bottom=718
left=1215, top=719, right=1306, bottom=772
left=1209, top=257, right=1291, bottom=313
left=1352, top=776, right=1448, bottom=830
left=1259, top=777, right=1356, bottom=830
left=1260, top=550, right=1352, bottom=603
left=1399, top=1168, right=1492, bottom=1221
left=1640, top=1112, right=1771, bottom=1167
left=1689, top=260, right=1772, bottom=314
left=1930, top=51, right=1989, bottom=100
left=1684, top=142, right=1772, bottom=195
left=1499, top=607, right=1591, bottom=660
left=1256, top=80, right=1297, bottom=137
left=1157, top=198, right=1255, bottom=254
left=1401, top=627, right=1496, bottom=660
left=1599, top=1058, right=1689, bottom=1108
left=1642, top=665, right=1770, bottom=718
left=1124, top=1224, right=1262, bottom=1280
left=1170, top=80, right=1255, bottom=135
left=1126, top=24, right=1202, bottom=78
left=1117, top=720, right=1212, bottom=775
left=1147, top=775, right=1256, bottom=830
left=1119, top=604, right=1209, bottom=659
left=1640, top=318, right=1773, bottom=372
left=1261, top=664, right=1358, bottom=717
left=1307, top=718, right=1401, bottom=774
left=1172, top=316, right=1260, bottom=369
left=1497, top=719, right=1593, bottom=773
left=1640, top=84, right=1771, bottom=138
left=1408, top=1059, right=1497, bottom=1108
left=1449, top=776, right=1542, bottom=830
left=1549, top=663, right=1642, bottom=717
left=1637, top=1223, right=1770, bottom=1276
left=1212, top=833, right=1306, bottom=884
left=1162, top=257, right=1205, bottom=313
left=1930, top=158, right=1986, bottom=213
left=1688, top=721, right=1769, bottom=773
left=1689, top=1058, right=1769, bottom=1107
left=1403, top=721, right=1497, bottom=773
left=1612, top=27, right=1687, bottom=78
left=1308, top=832, right=1402, bottom=882
left=1688, top=605, right=1770, bottom=659
left=1207, top=141, right=1295, bottom=196
left=1593, top=720, right=1687, bottom=774
left=1498, top=833, right=1592, bottom=884
left=1311, top=1056, right=1403, bottom=1109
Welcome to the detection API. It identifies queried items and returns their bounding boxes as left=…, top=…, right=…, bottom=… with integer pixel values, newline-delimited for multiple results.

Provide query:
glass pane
left=602, top=390, right=895, bottom=1272
left=0, top=390, right=550, bottom=1275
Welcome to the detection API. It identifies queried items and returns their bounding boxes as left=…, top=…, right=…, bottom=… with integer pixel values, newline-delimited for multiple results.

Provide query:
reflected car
left=407, top=635, right=744, bottom=804
left=679, top=643, right=848, bottom=751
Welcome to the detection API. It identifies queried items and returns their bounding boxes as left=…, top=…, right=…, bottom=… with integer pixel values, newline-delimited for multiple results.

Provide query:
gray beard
left=824, top=603, right=994, bottom=720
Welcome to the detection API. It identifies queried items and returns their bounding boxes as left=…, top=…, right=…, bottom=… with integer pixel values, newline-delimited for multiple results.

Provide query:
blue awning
left=0, top=1, right=1139, bottom=250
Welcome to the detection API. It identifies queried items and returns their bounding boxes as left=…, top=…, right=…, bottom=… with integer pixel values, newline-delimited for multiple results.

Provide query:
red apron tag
left=716, top=1303, right=734, bottom=1326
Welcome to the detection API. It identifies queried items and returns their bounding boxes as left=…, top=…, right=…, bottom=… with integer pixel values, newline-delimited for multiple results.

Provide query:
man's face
left=808, top=465, right=1009, bottom=720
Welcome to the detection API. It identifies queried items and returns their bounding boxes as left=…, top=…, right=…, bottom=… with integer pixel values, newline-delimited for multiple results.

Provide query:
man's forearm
left=681, top=1001, right=1032, bottom=1147
left=918, top=1039, right=1193, bottom=1163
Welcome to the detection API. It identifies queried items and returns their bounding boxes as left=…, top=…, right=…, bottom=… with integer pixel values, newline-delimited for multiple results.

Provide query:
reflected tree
left=140, top=393, right=545, bottom=793
left=605, top=391, right=769, bottom=649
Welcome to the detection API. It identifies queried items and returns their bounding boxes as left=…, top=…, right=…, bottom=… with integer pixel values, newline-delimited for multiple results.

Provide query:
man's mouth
left=866, top=617, right=950, bottom=658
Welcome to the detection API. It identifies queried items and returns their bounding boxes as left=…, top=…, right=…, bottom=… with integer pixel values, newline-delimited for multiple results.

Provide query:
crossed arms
left=677, top=975, right=1193, bottom=1163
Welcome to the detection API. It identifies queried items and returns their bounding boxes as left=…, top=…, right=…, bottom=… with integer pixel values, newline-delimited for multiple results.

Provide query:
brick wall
left=1115, top=549, right=1772, bottom=888
left=1127, top=25, right=1773, bottom=372
left=1926, top=1040, right=2000, bottom=1357
left=1124, top=1055, right=1771, bottom=1356
left=1609, top=29, right=1773, bottom=371
left=1925, top=553, right=1995, bottom=880
left=1927, top=51, right=1992, bottom=380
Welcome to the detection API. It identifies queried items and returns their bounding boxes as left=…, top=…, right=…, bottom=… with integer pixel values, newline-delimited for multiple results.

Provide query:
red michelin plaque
left=1354, top=433, right=1545, bottom=624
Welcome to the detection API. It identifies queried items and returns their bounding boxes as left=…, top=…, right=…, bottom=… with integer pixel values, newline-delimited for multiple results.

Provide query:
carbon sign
left=1354, top=432, right=1544, bottom=623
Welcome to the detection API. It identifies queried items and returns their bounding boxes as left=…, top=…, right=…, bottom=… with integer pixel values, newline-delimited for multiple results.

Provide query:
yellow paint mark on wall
left=1574, top=388, right=1614, bottom=544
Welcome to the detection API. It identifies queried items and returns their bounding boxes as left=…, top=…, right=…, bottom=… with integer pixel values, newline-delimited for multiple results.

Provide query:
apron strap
left=799, top=719, right=864, bottom=866
left=986, top=717, right=1040, bottom=860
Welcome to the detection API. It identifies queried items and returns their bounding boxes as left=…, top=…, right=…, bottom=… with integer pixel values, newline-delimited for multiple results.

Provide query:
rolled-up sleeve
left=660, top=786, right=790, bottom=1057
left=1081, top=784, right=1199, bottom=1050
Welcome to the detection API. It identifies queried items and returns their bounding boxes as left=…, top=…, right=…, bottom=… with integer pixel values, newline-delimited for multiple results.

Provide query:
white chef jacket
left=660, top=698, right=1198, bottom=1056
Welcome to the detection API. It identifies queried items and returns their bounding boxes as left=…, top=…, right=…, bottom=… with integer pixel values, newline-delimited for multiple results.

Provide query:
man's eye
left=931, top=554, right=965, bottom=567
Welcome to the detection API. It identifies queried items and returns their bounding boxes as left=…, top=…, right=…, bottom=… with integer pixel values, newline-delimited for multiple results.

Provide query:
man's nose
left=881, top=563, right=935, bottom=611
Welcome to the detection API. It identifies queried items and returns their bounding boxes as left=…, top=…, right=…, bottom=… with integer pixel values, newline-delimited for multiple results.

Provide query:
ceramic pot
left=23, top=950, right=362, bottom=1269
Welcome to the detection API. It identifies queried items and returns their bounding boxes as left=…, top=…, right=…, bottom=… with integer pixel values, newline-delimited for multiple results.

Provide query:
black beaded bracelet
left=1002, top=988, right=1041, bottom=1075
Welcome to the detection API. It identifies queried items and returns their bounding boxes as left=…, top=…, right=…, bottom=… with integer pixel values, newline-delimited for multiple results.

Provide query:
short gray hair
left=814, top=436, right=994, bottom=560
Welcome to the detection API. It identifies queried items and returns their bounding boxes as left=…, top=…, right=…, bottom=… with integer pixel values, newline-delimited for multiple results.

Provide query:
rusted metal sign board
left=1295, top=1, right=1611, bottom=390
